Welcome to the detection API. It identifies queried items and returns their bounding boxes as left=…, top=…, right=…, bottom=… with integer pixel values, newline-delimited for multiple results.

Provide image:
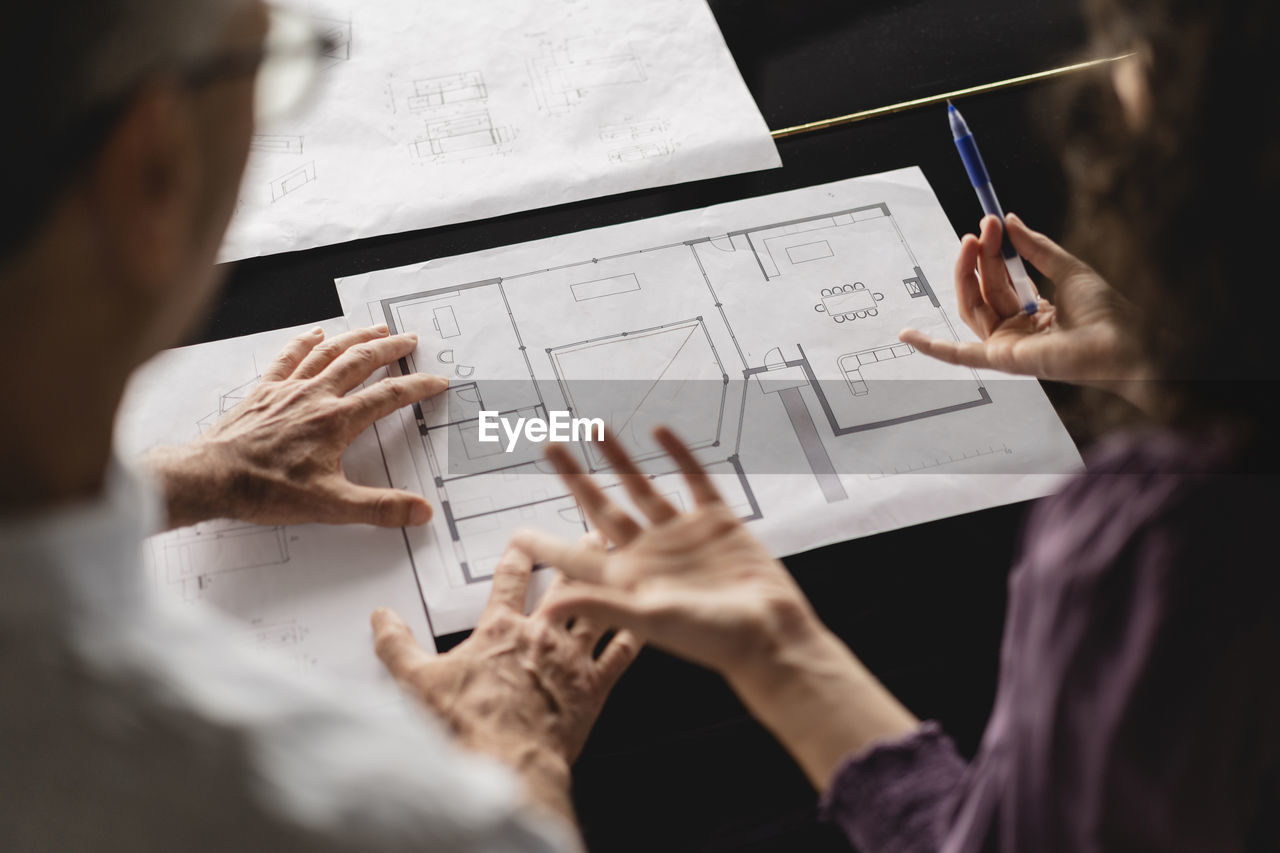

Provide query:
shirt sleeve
left=818, top=722, right=968, bottom=853
left=70, top=597, right=576, bottom=853
left=2, top=459, right=572, bottom=853
left=818, top=433, right=1280, bottom=852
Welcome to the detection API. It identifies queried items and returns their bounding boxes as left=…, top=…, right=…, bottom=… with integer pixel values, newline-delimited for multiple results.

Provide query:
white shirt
left=0, top=461, right=569, bottom=852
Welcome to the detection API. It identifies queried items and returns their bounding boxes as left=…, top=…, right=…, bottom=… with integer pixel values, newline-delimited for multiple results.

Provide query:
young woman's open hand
left=511, top=428, right=817, bottom=683
left=512, top=429, right=918, bottom=791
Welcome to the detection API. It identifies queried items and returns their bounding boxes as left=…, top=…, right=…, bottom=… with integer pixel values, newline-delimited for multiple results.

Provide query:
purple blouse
left=821, top=430, right=1280, bottom=852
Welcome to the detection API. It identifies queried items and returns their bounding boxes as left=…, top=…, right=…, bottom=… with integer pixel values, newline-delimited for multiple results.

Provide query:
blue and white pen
left=947, top=100, right=1039, bottom=315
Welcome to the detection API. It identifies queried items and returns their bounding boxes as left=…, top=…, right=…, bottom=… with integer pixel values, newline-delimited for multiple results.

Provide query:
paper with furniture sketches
left=338, top=167, right=1084, bottom=635
left=220, top=0, right=780, bottom=261
left=115, top=319, right=436, bottom=701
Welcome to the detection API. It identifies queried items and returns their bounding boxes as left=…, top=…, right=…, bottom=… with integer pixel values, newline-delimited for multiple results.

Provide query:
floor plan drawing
left=339, top=168, right=1083, bottom=635
left=370, top=200, right=987, bottom=584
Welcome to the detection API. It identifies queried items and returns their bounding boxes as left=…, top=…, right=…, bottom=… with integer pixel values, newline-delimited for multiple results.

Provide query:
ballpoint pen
left=947, top=100, right=1039, bottom=315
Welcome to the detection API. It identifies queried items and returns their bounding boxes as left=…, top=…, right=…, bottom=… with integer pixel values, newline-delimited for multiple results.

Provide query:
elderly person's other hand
left=370, top=541, right=639, bottom=828
left=143, top=324, right=447, bottom=530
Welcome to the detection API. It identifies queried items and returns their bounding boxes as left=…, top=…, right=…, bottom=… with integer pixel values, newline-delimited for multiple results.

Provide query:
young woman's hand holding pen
left=899, top=213, right=1152, bottom=411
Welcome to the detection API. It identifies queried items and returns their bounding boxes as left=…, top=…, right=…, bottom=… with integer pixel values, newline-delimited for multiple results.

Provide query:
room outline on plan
left=366, top=201, right=992, bottom=585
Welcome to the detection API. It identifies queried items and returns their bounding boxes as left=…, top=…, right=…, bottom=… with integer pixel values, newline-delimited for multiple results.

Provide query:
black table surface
left=200, top=2, right=1095, bottom=850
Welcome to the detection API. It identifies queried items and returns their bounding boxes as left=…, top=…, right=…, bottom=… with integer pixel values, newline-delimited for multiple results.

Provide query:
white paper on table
left=115, top=319, right=436, bottom=704
left=220, top=0, right=780, bottom=262
left=337, top=166, right=1085, bottom=636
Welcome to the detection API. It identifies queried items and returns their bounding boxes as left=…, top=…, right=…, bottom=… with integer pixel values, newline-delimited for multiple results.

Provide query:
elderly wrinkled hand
left=144, top=324, right=448, bottom=530
left=371, top=541, right=638, bottom=826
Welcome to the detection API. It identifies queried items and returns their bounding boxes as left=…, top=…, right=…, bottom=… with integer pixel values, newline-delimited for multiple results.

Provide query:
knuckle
left=374, top=629, right=408, bottom=659
left=372, top=491, right=403, bottom=525
left=602, top=506, right=634, bottom=531
left=494, top=550, right=529, bottom=575
left=482, top=610, right=518, bottom=639
left=615, top=635, right=641, bottom=657
left=403, top=660, right=432, bottom=685
left=350, top=343, right=382, bottom=366
left=497, top=551, right=526, bottom=571
left=377, top=377, right=412, bottom=404
left=468, top=695, right=498, bottom=719
left=527, top=621, right=559, bottom=655
left=314, top=341, right=344, bottom=360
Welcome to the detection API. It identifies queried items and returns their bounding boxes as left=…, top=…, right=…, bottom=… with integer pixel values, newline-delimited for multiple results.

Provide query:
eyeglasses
left=43, top=4, right=334, bottom=208
left=187, top=4, right=339, bottom=125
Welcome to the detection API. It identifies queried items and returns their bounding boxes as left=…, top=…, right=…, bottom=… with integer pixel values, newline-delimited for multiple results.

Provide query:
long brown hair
left=1060, top=0, right=1280, bottom=446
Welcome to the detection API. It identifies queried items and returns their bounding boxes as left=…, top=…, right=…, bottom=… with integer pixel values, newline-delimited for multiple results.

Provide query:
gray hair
left=3, top=0, right=239, bottom=258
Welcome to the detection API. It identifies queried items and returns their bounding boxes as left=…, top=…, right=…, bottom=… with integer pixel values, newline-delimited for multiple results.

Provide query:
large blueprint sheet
left=338, top=167, right=1084, bottom=635
left=220, top=0, right=780, bottom=261
left=115, top=320, right=436, bottom=699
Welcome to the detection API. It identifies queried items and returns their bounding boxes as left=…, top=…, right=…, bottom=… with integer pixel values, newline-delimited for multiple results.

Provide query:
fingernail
left=1007, top=212, right=1020, bottom=223
left=374, top=324, right=389, bottom=335
left=310, top=327, right=324, bottom=336
left=410, top=503, right=431, bottom=525
left=408, top=333, right=419, bottom=343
